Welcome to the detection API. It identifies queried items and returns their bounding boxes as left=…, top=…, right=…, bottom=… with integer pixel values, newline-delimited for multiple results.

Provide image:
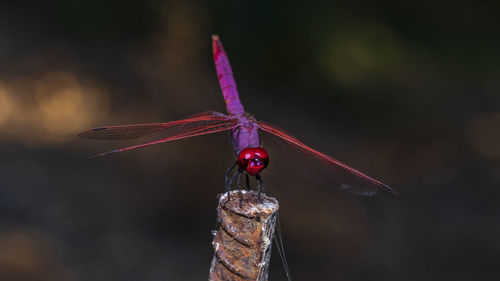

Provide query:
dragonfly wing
left=258, top=121, right=398, bottom=197
left=78, top=111, right=238, bottom=158
left=78, top=111, right=229, bottom=140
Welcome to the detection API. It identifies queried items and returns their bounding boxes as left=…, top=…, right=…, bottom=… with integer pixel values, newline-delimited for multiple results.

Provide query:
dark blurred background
left=0, top=1, right=499, bottom=280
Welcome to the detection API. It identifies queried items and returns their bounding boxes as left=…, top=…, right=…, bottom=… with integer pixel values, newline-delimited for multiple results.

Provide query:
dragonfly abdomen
left=212, top=35, right=245, bottom=116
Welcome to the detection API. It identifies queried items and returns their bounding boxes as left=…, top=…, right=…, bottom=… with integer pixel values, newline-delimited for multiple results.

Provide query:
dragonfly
left=79, top=35, right=399, bottom=199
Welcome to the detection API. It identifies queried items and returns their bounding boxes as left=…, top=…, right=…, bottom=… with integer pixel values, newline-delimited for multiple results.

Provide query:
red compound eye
left=237, top=147, right=269, bottom=175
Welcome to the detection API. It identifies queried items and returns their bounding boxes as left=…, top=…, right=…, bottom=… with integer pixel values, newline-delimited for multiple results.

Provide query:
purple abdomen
left=212, top=36, right=260, bottom=153
left=212, top=35, right=245, bottom=117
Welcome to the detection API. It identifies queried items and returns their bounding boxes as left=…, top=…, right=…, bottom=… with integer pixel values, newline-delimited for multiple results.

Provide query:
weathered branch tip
left=209, top=190, right=279, bottom=281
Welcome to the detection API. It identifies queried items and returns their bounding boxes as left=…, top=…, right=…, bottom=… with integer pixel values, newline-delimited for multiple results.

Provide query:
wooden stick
left=209, top=190, right=279, bottom=281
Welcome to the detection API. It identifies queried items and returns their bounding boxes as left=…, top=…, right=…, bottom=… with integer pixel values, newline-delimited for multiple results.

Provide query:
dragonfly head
left=237, top=147, right=269, bottom=175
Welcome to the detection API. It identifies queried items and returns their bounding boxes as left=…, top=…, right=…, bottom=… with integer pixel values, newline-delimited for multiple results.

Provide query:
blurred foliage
left=0, top=0, right=499, bottom=281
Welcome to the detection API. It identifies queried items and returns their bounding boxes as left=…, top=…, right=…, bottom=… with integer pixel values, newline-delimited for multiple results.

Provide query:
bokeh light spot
left=323, top=22, right=409, bottom=85
left=0, top=71, right=109, bottom=144
left=34, top=71, right=110, bottom=140
left=0, top=84, right=15, bottom=126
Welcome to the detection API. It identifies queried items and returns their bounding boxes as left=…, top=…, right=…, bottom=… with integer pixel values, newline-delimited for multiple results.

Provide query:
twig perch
left=209, top=190, right=279, bottom=281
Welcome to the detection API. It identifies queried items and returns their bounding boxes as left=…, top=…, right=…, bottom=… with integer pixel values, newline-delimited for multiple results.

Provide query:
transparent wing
left=78, top=111, right=238, bottom=158
left=258, top=121, right=398, bottom=197
left=78, top=111, right=228, bottom=140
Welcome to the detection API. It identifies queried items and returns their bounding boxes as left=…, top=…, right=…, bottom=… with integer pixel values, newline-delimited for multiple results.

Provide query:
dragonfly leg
left=245, top=173, right=250, bottom=190
left=225, top=161, right=238, bottom=203
left=256, top=174, right=268, bottom=199
left=225, top=168, right=240, bottom=205
left=235, top=169, right=244, bottom=207
left=236, top=169, right=243, bottom=189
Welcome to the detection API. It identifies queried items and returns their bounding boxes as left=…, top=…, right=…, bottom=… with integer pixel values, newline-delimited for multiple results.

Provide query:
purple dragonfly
left=79, top=35, right=399, bottom=198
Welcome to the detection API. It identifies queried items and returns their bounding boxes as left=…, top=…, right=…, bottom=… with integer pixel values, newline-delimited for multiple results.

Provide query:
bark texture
left=209, top=190, right=279, bottom=281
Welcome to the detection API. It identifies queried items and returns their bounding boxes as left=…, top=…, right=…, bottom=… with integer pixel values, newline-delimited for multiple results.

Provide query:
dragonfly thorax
left=231, top=115, right=261, bottom=153
left=237, top=147, right=269, bottom=175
